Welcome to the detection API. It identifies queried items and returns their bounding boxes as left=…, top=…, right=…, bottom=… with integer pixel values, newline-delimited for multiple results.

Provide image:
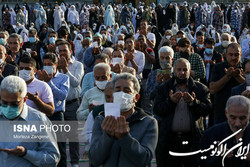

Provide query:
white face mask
left=211, top=30, right=215, bottom=34
left=118, top=40, right=125, bottom=45
left=19, top=70, right=32, bottom=81
left=222, top=40, right=230, bottom=48
left=113, top=91, right=135, bottom=112
left=246, top=34, right=250, bottom=39
left=198, top=44, right=204, bottom=48
left=0, top=58, right=4, bottom=65
left=165, top=35, right=171, bottom=40
left=111, top=57, right=123, bottom=66
left=95, top=80, right=108, bottom=90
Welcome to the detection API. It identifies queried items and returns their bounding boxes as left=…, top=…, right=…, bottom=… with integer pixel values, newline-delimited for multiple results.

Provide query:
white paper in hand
left=104, top=103, right=120, bottom=119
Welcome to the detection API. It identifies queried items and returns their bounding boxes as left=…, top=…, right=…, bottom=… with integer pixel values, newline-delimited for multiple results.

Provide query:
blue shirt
left=83, top=47, right=103, bottom=74
left=48, top=71, right=70, bottom=112
left=0, top=104, right=60, bottom=167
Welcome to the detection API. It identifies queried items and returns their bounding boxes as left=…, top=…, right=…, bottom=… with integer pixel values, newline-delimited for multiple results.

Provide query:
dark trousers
left=48, top=111, right=67, bottom=167
left=156, top=131, right=199, bottom=167
left=65, top=100, right=80, bottom=165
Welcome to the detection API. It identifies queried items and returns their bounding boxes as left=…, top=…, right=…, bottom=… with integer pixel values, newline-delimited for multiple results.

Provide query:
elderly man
left=83, top=33, right=103, bottom=73
left=77, top=63, right=112, bottom=121
left=210, top=43, right=244, bottom=124
left=0, top=45, right=18, bottom=84
left=144, top=46, right=174, bottom=113
left=154, top=58, right=212, bottom=167
left=215, top=33, right=231, bottom=55
left=173, top=38, right=205, bottom=81
left=199, top=95, right=250, bottom=167
left=81, top=54, right=117, bottom=97
left=89, top=73, right=158, bottom=167
left=0, top=76, right=60, bottom=166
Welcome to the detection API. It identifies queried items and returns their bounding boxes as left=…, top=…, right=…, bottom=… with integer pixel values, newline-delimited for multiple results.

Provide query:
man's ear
left=34, top=68, right=37, bottom=74
left=109, top=73, right=112, bottom=81
left=134, top=93, right=140, bottom=103
left=225, top=109, right=228, bottom=118
left=23, top=96, right=28, bottom=103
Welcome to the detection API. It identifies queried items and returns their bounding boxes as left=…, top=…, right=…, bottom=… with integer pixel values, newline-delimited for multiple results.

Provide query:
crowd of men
left=0, top=1, right=249, bottom=167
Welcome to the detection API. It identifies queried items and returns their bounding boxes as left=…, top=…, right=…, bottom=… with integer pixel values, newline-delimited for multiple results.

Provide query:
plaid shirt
left=173, top=52, right=205, bottom=80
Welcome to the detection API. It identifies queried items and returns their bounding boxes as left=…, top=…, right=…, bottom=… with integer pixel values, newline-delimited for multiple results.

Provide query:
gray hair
left=95, top=53, right=110, bottom=63
left=0, top=31, right=9, bottom=39
left=102, top=47, right=114, bottom=58
left=174, top=58, right=191, bottom=70
left=105, top=81, right=113, bottom=90
left=112, top=73, right=140, bottom=94
left=221, top=33, right=231, bottom=42
left=8, top=33, right=23, bottom=44
left=158, top=46, right=174, bottom=59
left=1, top=76, right=27, bottom=98
left=94, top=62, right=111, bottom=75
left=226, top=95, right=250, bottom=114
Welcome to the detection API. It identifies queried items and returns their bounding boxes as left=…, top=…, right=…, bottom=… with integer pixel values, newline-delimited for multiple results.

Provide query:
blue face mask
left=1, top=104, right=20, bottom=120
left=177, top=38, right=181, bottom=43
left=49, top=37, right=56, bottom=44
left=0, top=38, right=6, bottom=45
left=43, top=66, right=54, bottom=74
left=205, top=48, right=213, bottom=55
left=29, top=37, right=36, bottom=43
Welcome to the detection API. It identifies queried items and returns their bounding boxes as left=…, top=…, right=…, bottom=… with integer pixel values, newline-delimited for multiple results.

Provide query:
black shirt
left=210, top=61, right=242, bottom=123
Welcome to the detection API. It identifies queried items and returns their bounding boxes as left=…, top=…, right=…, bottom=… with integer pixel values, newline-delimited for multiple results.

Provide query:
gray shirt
left=172, top=83, right=191, bottom=133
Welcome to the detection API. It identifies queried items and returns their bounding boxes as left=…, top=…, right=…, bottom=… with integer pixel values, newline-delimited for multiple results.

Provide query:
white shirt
left=76, top=87, right=105, bottom=121
left=204, top=52, right=213, bottom=82
left=64, top=56, right=84, bottom=101
left=124, top=49, right=145, bottom=79
left=26, top=78, right=53, bottom=111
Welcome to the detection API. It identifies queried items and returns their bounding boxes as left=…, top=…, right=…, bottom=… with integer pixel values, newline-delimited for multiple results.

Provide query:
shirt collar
left=54, top=70, right=60, bottom=78
left=69, top=55, right=75, bottom=64
left=19, top=104, right=28, bottom=121
left=27, top=77, right=37, bottom=87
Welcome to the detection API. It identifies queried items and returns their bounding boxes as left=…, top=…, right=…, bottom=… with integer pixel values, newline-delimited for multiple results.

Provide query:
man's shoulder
left=56, top=72, right=69, bottom=79
left=86, top=86, right=99, bottom=95
left=26, top=105, right=49, bottom=121
left=32, top=78, right=51, bottom=88
left=4, top=62, right=17, bottom=70
left=72, top=59, right=84, bottom=67
left=203, top=122, right=229, bottom=136
left=84, top=71, right=94, bottom=78
left=213, top=61, right=227, bottom=68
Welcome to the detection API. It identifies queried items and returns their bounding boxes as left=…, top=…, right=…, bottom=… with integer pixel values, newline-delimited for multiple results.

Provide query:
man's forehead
left=19, top=62, right=32, bottom=67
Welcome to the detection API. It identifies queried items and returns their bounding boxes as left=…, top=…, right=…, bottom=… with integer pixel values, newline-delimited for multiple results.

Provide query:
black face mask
left=180, top=51, right=189, bottom=59
left=175, top=77, right=188, bottom=84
